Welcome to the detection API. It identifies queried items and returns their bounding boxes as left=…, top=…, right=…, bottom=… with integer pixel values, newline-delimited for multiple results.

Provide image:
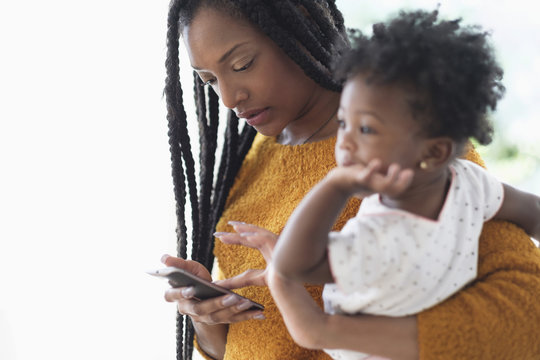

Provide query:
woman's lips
left=238, top=108, right=269, bottom=127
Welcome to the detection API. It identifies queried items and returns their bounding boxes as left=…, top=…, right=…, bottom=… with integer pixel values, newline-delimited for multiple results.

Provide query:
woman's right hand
left=213, top=221, right=279, bottom=288
left=161, top=254, right=264, bottom=325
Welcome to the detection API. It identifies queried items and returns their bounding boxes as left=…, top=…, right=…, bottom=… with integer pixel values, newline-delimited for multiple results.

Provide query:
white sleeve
left=461, top=160, right=504, bottom=221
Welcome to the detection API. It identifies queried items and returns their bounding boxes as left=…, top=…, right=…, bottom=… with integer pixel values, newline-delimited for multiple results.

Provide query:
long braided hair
left=164, top=1, right=348, bottom=358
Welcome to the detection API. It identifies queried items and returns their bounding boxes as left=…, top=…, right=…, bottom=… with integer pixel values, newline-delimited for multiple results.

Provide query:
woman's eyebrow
left=192, top=42, right=249, bottom=71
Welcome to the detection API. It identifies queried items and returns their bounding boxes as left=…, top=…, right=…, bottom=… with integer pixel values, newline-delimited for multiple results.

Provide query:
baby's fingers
left=360, top=159, right=382, bottom=180
left=379, top=165, right=414, bottom=196
left=352, top=159, right=382, bottom=187
left=395, top=168, right=414, bottom=190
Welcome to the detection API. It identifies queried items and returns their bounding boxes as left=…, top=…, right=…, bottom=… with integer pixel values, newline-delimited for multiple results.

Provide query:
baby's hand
left=329, top=159, right=414, bottom=198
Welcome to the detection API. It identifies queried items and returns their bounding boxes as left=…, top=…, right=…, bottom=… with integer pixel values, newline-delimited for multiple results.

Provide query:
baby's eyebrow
left=354, top=110, right=385, bottom=123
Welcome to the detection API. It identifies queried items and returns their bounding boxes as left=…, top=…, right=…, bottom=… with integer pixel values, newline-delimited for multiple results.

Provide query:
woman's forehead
left=183, top=5, right=253, bottom=40
left=182, top=7, right=263, bottom=68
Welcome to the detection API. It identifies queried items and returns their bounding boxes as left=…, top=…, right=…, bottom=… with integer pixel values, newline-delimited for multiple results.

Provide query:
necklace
left=302, top=110, right=337, bottom=144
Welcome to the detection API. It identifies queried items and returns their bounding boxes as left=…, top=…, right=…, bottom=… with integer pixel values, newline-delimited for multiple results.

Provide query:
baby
left=264, top=9, right=539, bottom=359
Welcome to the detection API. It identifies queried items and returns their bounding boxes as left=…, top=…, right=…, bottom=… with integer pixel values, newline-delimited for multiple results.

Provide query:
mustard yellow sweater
left=201, top=134, right=540, bottom=359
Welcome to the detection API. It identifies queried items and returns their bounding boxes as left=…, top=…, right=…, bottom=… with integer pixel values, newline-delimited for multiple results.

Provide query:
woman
left=161, top=1, right=540, bottom=359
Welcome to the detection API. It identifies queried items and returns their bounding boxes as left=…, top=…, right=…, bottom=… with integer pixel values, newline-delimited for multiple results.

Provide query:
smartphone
left=147, top=266, right=264, bottom=311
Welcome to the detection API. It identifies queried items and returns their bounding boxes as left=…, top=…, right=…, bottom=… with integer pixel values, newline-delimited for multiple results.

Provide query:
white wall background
left=0, top=1, right=180, bottom=359
left=0, top=1, right=538, bottom=359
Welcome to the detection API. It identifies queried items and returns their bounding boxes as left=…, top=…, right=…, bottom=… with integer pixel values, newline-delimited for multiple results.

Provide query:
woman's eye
left=200, top=78, right=216, bottom=87
left=233, top=59, right=253, bottom=72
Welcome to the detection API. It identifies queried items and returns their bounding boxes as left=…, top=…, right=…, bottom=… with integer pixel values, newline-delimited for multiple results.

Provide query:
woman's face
left=183, top=7, right=322, bottom=137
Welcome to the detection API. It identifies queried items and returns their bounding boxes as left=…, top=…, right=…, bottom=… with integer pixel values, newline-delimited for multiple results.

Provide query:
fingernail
left=222, top=294, right=240, bottom=306
left=236, top=300, right=252, bottom=310
left=253, top=313, right=265, bottom=320
left=213, top=232, right=228, bottom=237
left=228, top=221, right=246, bottom=226
left=181, top=287, right=195, bottom=298
left=160, top=254, right=170, bottom=264
left=240, top=232, right=257, bottom=237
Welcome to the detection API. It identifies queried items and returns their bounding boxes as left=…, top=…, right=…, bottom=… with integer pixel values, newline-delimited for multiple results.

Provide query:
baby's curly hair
left=334, top=9, right=505, bottom=145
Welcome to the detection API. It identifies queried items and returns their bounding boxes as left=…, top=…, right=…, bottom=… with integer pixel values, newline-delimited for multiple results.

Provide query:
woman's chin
left=250, top=126, right=275, bottom=137
left=249, top=124, right=286, bottom=139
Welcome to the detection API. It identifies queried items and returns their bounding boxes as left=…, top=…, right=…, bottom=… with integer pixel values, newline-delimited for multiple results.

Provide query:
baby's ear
left=418, top=137, right=454, bottom=171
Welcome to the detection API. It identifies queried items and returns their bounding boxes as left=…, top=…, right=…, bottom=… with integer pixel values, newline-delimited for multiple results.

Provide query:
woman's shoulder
left=461, top=142, right=486, bottom=168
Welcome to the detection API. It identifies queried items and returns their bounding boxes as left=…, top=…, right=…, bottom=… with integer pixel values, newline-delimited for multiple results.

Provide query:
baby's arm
left=495, top=183, right=540, bottom=240
left=273, top=160, right=413, bottom=284
left=267, top=266, right=329, bottom=347
left=267, top=266, right=418, bottom=360
left=272, top=169, right=350, bottom=284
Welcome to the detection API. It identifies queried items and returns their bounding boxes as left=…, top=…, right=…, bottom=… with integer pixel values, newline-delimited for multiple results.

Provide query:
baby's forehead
left=343, top=74, right=424, bottom=103
left=340, top=76, right=432, bottom=126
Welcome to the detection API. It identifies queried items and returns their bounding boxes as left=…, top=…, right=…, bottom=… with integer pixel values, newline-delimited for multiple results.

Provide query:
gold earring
left=419, top=161, right=428, bottom=170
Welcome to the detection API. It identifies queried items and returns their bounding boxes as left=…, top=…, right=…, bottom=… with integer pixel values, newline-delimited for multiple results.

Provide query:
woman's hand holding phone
left=160, top=255, right=265, bottom=325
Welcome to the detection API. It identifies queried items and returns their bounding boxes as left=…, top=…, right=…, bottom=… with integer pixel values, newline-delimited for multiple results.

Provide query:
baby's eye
left=359, top=126, right=375, bottom=134
left=233, top=59, right=254, bottom=72
left=336, top=119, right=346, bottom=128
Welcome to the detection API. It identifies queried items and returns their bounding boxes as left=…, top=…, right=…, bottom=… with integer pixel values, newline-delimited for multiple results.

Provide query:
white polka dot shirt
left=323, top=159, right=503, bottom=359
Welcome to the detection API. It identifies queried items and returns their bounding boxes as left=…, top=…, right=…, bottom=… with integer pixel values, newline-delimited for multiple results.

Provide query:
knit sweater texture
left=197, top=134, right=540, bottom=359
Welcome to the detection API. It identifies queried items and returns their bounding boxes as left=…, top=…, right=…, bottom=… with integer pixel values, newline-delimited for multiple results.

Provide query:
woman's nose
left=218, top=81, right=248, bottom=109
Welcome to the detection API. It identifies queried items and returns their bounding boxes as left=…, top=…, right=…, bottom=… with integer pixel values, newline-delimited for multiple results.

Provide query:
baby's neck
left=380, top=167, right=451, bottom=221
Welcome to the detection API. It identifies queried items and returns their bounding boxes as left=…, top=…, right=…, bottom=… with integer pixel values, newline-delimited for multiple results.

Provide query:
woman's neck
left=381, top=167, right=452, bottom=221
left=277, top=90, right=340, bottom=145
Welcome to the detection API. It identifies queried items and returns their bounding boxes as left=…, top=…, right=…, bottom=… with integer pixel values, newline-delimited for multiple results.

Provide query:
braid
left=165, top=0, right=188, bottom=259
left=209, top=110, right=239, bottom=243
left=326, top=0, right=346, bottom=32
left=197, top=79, right=221, bottom=269
left=165, top=2, right=191, bottom=359
left=271, top=0, right=333, bottom=67
left=164, top=1, right=347, bottom=358
left=297, top=0, right=340, bottom=48
left=192, top=75, right=205, bottom=262
left=166, top=0, right=200, bottom=261
left=193, top=75, right=215, bottom=262
left=178, top=85, right=199, bottom=259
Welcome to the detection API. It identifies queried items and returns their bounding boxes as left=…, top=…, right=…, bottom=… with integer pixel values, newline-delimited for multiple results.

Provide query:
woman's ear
left=418, top=137, right=455, bottom=171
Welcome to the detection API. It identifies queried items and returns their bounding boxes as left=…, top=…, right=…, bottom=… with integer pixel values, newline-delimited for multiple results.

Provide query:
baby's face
left=335, top=74, right=426, bottom=172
